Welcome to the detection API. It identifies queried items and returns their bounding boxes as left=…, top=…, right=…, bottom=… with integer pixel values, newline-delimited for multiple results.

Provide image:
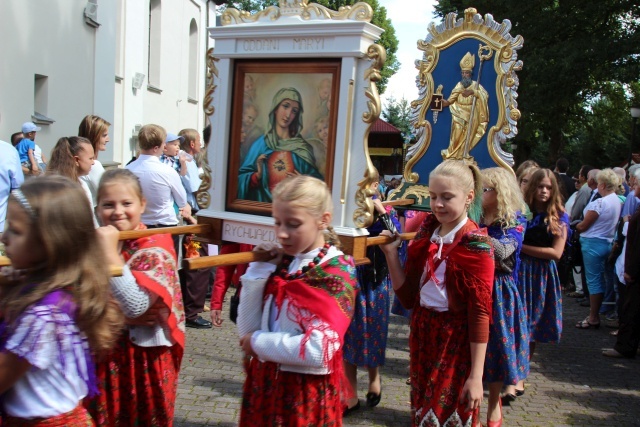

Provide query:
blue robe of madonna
left=237, top=135, right=324, bottom=203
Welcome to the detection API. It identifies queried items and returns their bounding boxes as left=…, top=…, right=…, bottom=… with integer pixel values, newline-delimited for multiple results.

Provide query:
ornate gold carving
left=197, top=48, right=219, bottom=209
left=221, top=7, right=280, bottom=25
left=406, top=7, right=523, bottom=175
left=222, top=0, right=372, bottom=26
left=353, top=44, right=385, bottom=229
left=203, top=48, right=219, bottom=117
left=399, top=184, right=430, bottom=204
left=302, top=2, right=372, bottom=21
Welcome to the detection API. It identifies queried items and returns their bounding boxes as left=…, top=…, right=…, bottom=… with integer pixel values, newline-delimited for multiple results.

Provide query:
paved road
left=175, top=292, right=640, bottom=426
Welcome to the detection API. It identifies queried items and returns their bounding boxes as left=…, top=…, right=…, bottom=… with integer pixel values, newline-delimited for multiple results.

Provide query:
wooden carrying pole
left=182, top=232, right=417, bottom=270
left=0, top=256, right=124, bottom=278
left=0, top=224, right=210, bottom=277
left=0, top=214, right=418, bottom=274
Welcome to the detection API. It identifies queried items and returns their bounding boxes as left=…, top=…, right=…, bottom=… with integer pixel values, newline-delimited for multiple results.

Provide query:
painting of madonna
left=237, top=87, right=323, bottom=203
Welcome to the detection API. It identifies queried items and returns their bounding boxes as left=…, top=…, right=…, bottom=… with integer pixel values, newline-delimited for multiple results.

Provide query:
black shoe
left=343, top=401, right=360, bottom=417
left=365, top=391, right=382, bottom=407
left=500, top=392, right=517, bottom=406
left=186, top=316, right=213, bottom=329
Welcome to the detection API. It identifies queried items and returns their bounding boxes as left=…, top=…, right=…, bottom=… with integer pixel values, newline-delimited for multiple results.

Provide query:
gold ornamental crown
left=460, top=52, right=475, bottom=71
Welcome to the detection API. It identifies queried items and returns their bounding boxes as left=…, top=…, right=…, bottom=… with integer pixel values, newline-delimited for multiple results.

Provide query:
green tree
left=221, top=0, right=399, bottom=93
left=382, top=96, right=412, bottom=139
left=434, top=0, right=640, bottom=167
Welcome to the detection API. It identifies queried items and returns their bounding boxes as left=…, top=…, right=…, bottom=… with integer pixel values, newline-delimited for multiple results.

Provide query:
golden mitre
left=460, top=52, right=475, bottom=71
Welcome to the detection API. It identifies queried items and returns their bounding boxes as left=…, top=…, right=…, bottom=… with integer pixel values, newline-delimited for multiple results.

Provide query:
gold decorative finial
left=460, top=52, right=475, bottom=71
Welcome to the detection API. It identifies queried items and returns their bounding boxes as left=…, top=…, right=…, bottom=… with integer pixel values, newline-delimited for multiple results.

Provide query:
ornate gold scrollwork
left=222, top=0, right=372, bottom=26
left=353, top=44, right=385, bottom=229
left=197, top=48, right=219, bottom=209
left=398, top=184, right=431, bottom=205
left=222, top=7, right=280, bottom=25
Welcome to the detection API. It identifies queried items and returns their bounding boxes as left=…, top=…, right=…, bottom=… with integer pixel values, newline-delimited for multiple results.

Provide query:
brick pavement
left=175, top=293, right=640, bottom=426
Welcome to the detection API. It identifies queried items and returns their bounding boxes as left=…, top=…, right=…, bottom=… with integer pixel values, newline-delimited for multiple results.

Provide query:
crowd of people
left=1, top=117, right=640, bottom=427
left=0, top=119, right=209, bottom=426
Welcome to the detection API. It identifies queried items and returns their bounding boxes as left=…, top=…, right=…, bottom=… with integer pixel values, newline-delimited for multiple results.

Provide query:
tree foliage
left=434, top=0, right=640, bottom=170
left=382, top=96, right=412, bottom=139
left=220, top=0, right=399, bottom=93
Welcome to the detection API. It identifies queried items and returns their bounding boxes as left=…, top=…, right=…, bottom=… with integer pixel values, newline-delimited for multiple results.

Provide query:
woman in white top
left=78, top=115, right=110, bottom=209
left=576, top=169, right=623, bottom=329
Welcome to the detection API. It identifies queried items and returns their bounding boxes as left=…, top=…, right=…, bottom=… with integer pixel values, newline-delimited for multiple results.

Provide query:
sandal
left=575, top=317, right=600, bottom=329
left=610, top=330, right=619, bottom=336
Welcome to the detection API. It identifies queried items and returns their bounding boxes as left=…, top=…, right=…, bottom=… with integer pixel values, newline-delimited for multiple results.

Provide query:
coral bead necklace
left=277, top=243, right=331, bottom=280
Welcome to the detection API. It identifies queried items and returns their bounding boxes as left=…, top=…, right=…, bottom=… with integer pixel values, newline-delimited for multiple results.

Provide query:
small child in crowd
left=16, top=122, right=41, bottom=176
left=0, top=176, right=122, bottom=425
left=380, top=160, right=494, bottom=427
left=85, top=169, right=185, bottom=425
left=160, top=133, right=188, bottom=177
left=237, top=175, right=358, bottom=426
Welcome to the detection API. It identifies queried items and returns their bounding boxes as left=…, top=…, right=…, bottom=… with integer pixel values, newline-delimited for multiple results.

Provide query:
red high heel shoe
left=487, top=397, right=503, bottom=427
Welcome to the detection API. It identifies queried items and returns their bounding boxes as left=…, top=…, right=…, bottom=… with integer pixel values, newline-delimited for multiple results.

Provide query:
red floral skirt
left=84, top=335, right=183, bottom=427
left=1, top=405, right=94, bottom=427
left=240, top=358, right=342, bottom=427
left=409, top=306, right=479, bottom=427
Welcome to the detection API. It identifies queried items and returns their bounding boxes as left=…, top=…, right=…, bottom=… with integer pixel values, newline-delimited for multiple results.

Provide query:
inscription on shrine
left=292, top=37, right=325, bottom=50
left=242, top=39, right=280, bottom=52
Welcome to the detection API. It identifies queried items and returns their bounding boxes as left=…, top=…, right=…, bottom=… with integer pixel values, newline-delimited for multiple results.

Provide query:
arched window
left=148, top=0, right=161, bottom=87
left=188, top=19, right=198, bottom=100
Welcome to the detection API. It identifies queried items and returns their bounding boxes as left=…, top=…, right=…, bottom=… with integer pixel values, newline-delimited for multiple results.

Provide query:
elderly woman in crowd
left=575, top=169, right=623, bottom=329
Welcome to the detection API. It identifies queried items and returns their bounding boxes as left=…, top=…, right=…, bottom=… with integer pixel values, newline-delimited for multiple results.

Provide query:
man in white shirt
left=126, top=124, right=191, bottom=253
left=0, top=140, right=25, bottom=234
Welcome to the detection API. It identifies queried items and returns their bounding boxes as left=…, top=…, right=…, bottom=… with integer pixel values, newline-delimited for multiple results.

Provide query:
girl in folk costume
left=85, top=169, right=185, bottom=426
left=379, top=160, right=494, bottom=427
left=0, top=177, right=122, bottom=426
left=237, top=175, right=357, bottom=426
left=479, top=167, right=530, bottom=427
left=343, top=170, right=403, bottom=414
left=515, top=169, right=568, bottom=395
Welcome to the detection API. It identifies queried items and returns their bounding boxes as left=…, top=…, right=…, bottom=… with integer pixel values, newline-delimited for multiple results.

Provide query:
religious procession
left=1, top=1, right=639, bottom=426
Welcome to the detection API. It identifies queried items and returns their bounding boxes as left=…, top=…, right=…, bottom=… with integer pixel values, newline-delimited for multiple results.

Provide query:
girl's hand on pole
left=96, top=225, right=124, bottom=266
left=254, top=243, right=283, bottom=265
left=378, top=230, right=402, bottom=254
